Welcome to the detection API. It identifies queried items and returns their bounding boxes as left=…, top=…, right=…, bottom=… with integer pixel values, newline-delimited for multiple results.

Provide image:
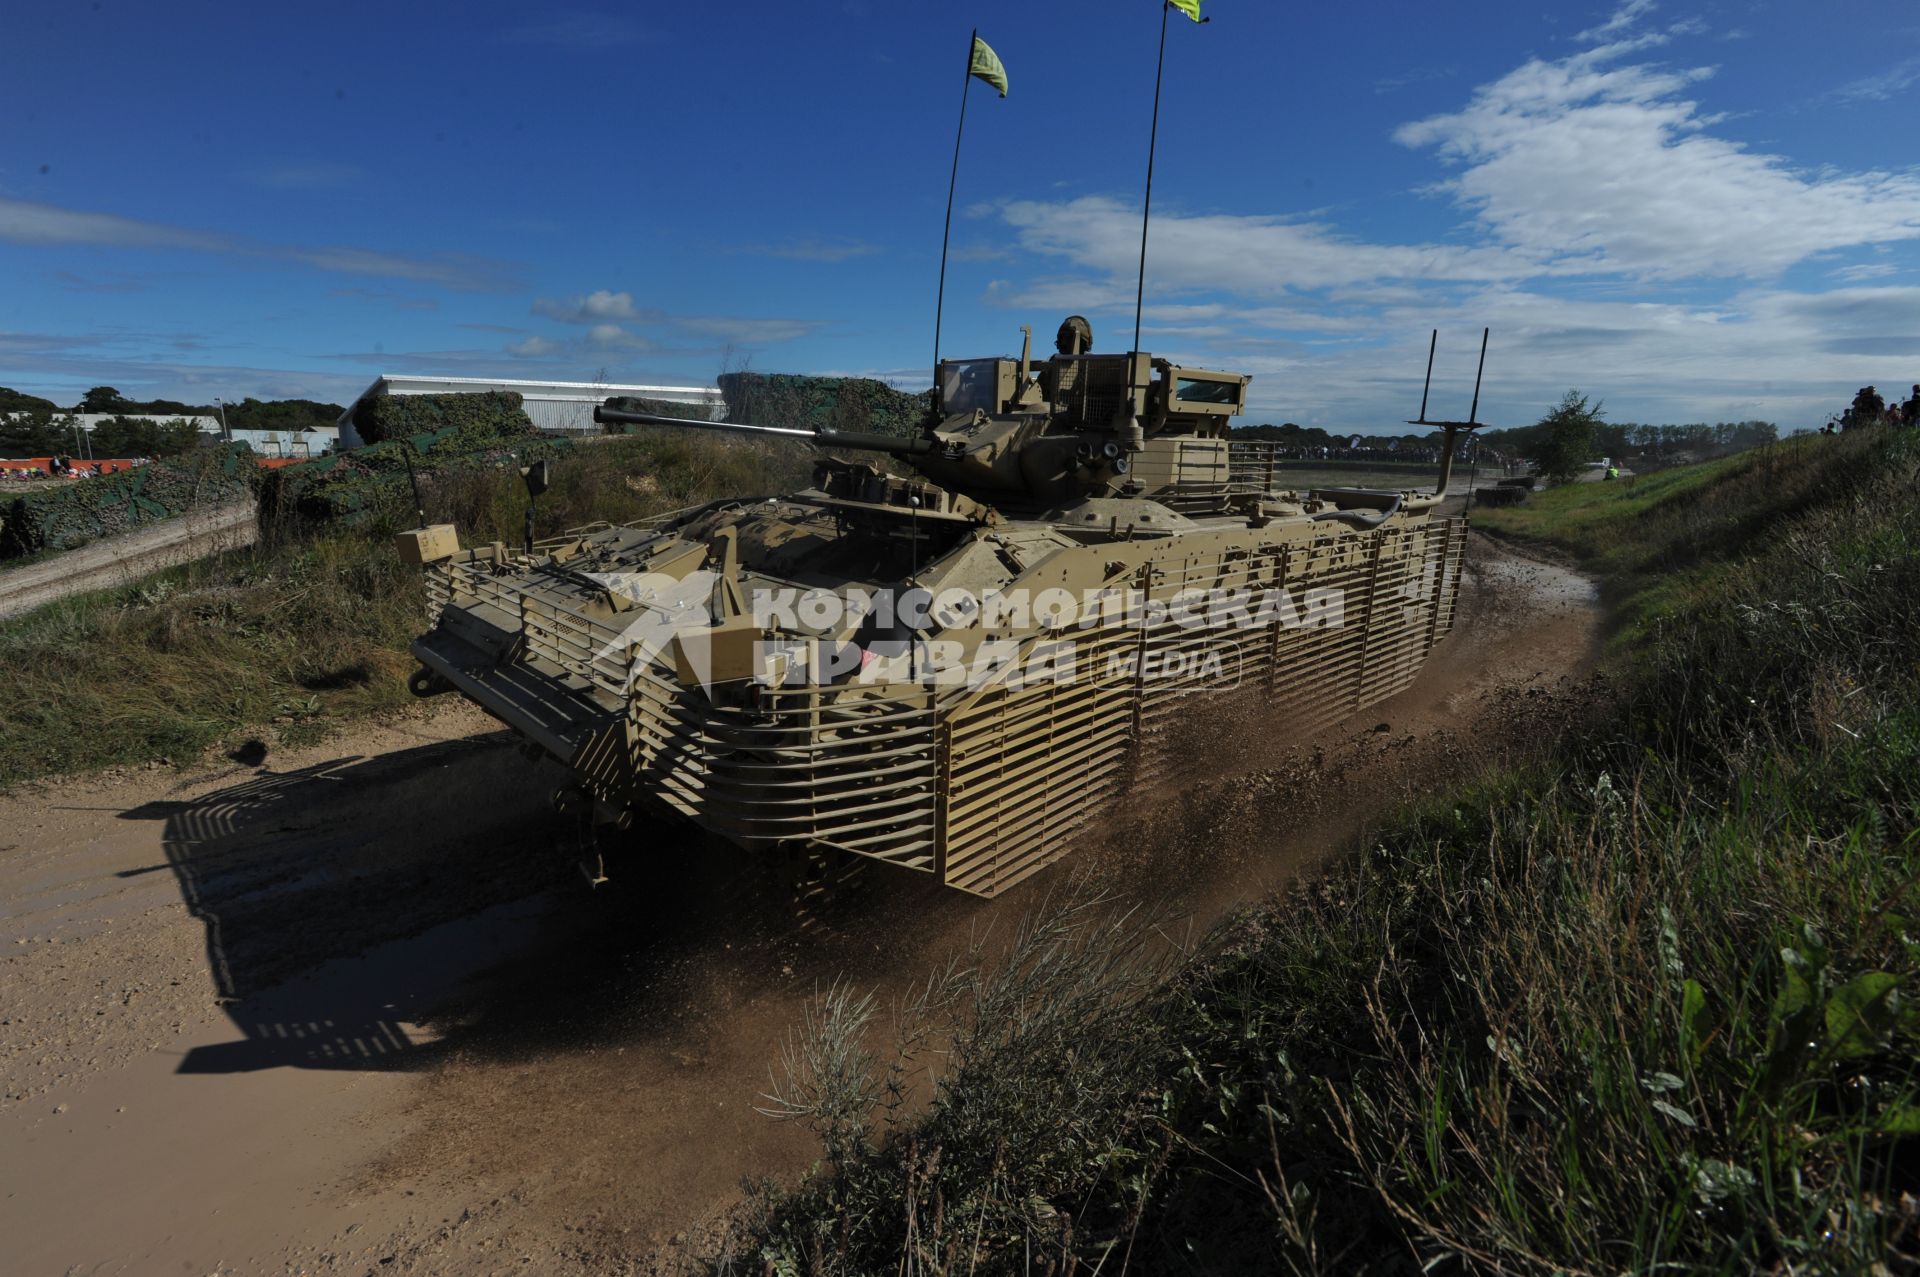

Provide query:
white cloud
left=1395, top=44, right=1920, bottom=280
left=1831, top=55, right=1920, bottom=104
left=674, top=316, right=823, bottom=344
left=532, top=289, right=641, bottom=323
left=1575, top=0, right=1658, bottom=45
left=995, top=195, right=1538, bottom=296
left=507, top=335, right=560, bottom=358
left=0, top=197, right=509, bottom=290
left=517, top=294, right=820, bottom=352
left=966, top=32, right=1920, bottom=432
left=586, top=323, right=649, bottom=351
left=1216, top=284, right=1920, bottom=431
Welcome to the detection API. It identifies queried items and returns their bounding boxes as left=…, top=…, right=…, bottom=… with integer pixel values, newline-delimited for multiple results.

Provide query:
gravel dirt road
left=0, top=533, right=1600, bottom=1275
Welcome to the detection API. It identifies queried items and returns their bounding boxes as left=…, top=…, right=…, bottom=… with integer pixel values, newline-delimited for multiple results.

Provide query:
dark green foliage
left=1484, top=416, right=1779, bottom=468
left=737, top=428, right=1920, bottom=1274
left=86, top=415, right=206, bottom=459
left=0, top=386, right=58, bottom=414
left=1, top=445, right=258, bottom=559
left=1532, top=389, right=1603, bottom=484
left=349, top=388, right=535, bottom=446
left=0, top=408, right=69, bottom=457
left=220, top=396, right=344, bottom=434
left=68, top=387, right=206, bottom=415
left=717, top=373, right=931, bottom=439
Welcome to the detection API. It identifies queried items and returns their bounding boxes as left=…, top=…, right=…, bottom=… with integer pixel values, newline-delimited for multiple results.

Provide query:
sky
left=2, top=0, right=1918, bottom=433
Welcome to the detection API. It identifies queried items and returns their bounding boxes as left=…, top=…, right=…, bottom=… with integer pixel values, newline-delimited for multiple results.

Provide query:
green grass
left=1474, top=430, right=1887, bottom=648
left=732, top=427, right=1920, bottom=1274
left=0, top=431, right=814, bottom=787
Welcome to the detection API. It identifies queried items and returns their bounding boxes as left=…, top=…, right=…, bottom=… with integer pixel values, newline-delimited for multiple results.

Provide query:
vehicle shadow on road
left=115, top=731, right=575, bottom=1074
left=110, top=725, right=967, bottom=1078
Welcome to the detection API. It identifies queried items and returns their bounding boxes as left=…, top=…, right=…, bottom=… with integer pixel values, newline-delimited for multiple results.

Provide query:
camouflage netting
left=1, top=445, right=259, bottom=560
left=261, top=393, right=557, bottom=529
left=350, top=389, right=539, bottom=447
left=715, top=373, right=931, bottom=439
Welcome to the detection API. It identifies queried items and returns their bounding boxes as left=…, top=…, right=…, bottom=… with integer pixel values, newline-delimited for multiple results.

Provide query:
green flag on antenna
left=1169, top=0, right=1203, bottom=21
left=969, top=35, right=1008, bottom=96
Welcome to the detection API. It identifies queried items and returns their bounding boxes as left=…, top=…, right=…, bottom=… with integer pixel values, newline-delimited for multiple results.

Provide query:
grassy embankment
left=737, top=426, right=1920, bottom=1273
left=0, top=431, right=812, bottom=786
left=1474, top=435, right=1863, bottom=647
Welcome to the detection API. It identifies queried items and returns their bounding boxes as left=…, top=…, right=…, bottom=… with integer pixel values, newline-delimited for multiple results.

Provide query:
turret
left=592, top=314, right=1251, bottom=512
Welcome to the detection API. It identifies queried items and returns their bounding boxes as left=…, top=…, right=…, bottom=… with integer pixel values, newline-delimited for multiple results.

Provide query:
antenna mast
left=1127, top=3, right=1206, bottom=444
left=1131, top=3, right=1173, bottom=363
left=933, top=29, right=979, bottom=386
left=1407, top=327, right=1492, bottom=501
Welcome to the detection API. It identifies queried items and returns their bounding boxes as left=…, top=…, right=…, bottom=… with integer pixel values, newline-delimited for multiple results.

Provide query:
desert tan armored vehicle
left=404, top=317, right=1469, bottom=896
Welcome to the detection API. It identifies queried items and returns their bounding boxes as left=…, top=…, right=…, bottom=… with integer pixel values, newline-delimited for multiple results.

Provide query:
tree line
left=1229, top=411, right=1779, bottom=478
left=1, top=385, right=344, bottom=459
left=1481, top=412, right=1778, bottom=468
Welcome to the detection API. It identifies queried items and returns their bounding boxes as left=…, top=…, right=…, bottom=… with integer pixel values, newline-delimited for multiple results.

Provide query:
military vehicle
left=403, top=317, right=1470, bottom=897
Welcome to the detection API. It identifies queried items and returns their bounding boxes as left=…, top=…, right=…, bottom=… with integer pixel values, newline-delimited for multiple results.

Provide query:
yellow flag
left=1169, top=0, right=1203, bottom=20
left=969, top=35, right=1008, bottom=97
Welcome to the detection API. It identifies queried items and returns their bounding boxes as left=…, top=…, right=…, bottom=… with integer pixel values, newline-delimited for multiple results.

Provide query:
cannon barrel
left=594, top=403, right=935, bottom=456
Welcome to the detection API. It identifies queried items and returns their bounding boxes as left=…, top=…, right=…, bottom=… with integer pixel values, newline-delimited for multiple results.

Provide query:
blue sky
left=2, top=0, right=1917, bottom=432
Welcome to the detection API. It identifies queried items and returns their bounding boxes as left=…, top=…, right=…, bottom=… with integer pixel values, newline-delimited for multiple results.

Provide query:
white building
left=227, top=427, right=337, bottom=458
left=335, top=375, right=721, bottom=448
